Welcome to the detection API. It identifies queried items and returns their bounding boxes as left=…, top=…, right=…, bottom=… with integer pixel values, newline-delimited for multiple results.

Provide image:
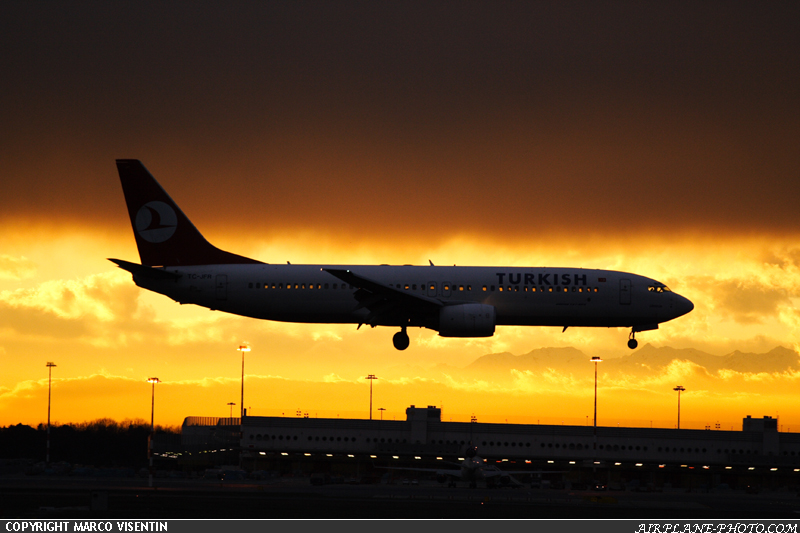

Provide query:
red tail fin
left=115, top=160, right=262, bottom=266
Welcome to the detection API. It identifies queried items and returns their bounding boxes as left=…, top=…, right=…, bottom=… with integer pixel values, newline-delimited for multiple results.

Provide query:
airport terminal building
left=179, top=406, right=800, bottom=485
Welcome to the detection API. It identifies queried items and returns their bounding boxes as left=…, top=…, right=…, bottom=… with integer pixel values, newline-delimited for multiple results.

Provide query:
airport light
left=673, top=385, right=686, bottom=429
left=591, top=356, right=602, bottom=443
left=238, top=343, right=250, bottom=419
left=46, top=362, right=56, bottom=464
left=147, top=377, right=161, bottom=433
left=147, top=377, right=160, bottom=489
left=365, top=374, right=378, bottom=420
left=378, top=407, right=386, bottom=420
left=227, top=402, right=236, bottom=418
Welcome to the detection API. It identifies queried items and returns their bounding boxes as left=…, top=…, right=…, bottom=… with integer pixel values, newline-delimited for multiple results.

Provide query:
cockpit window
left=648, top=283, right=672, bottom=293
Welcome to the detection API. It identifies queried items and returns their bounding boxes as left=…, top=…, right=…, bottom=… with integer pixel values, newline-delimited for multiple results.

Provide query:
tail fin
left=115, top=159, right=262, bottom=266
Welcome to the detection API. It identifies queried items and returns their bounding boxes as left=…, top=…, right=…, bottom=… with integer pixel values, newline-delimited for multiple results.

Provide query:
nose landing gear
left=393, top=327, right=410, bottom=350
left=627, top=324, right=659, bottom=349
left=628, top=330, right=638, bottom=350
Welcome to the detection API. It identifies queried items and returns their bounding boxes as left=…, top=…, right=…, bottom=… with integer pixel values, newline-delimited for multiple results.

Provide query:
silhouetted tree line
left=0, top=418, right=179, bottom=467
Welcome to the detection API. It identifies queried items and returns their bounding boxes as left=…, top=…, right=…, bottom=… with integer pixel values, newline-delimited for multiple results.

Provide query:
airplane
left=381, top=445, right=558, bottom=488
left=110, top=159, right=694, bottom=351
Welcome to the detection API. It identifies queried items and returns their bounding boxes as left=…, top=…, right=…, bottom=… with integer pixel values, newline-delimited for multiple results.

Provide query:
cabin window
left=404, top=284, right=410, bottom=290
left=498, top=286, right=503, bottom=292
left=248, top=283, right=253, bottom=289
left=444, top=284, right=450, bottom=291
left=482, top=286, right=487, bottom=292
left=412, top=284, right=417, bottom=290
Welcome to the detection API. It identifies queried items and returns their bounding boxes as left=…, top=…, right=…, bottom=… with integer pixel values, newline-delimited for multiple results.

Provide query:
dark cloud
left=1, top=1, right=798, bottom=240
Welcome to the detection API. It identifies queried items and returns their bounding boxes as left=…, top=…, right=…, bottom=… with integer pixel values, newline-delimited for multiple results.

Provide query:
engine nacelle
left=438, top=304, right=496, bottom=337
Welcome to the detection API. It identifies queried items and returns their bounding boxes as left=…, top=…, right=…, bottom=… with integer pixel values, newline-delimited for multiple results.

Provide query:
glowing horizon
left=3, top=224, right=800, bottom=431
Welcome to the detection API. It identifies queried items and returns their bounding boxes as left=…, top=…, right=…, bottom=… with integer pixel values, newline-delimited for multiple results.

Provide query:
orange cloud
left=3, top=225, right=800, bottom=433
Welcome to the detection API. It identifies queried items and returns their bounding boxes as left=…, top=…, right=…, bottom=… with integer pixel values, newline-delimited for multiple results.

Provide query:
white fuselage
left=133, top=264, right=691, bottom=331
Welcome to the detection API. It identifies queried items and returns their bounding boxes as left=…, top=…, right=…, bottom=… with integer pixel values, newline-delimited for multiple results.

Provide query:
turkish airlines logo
left=135, top=201, right=177, bottom=243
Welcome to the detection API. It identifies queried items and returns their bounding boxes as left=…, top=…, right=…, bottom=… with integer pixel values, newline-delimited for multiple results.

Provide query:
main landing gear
left=628, top=330, right=638, bottom=350
left=393, top=327, right=410, bottom=351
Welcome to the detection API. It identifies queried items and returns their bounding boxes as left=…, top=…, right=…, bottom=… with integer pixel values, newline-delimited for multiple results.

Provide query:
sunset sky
left=1, top=2, right=800, bottom=432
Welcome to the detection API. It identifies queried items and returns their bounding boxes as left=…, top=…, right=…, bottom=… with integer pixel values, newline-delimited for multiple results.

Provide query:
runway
left=2, top=475, right=799, bottom=519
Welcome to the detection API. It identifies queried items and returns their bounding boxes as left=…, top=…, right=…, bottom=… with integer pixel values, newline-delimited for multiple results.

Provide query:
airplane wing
left=323, top=268, right=443, bottom=328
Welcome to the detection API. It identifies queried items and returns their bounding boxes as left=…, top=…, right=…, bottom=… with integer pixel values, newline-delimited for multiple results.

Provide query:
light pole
left=147, top=377, right=160, bottom=488
left=591, top=356, right=602, bottom=433
left=674, top=385, right=686, bottom=429
left=147, top=378, right=161, bottom=434
left=46, top=362, right=56, bottom=464
left=238, top=343, right=250, bottom=418
left=228, top=402, right=236, bottom=418
left=378, top=407, right=386, bottom=421
left=365, top=374, right=378, bottom=420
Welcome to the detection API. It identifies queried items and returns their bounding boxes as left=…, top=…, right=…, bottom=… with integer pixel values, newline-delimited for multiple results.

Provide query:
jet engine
left=438, top=304, right=496, bottom=337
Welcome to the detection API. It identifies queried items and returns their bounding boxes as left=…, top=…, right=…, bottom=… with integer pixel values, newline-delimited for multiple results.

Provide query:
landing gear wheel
left=628, top=330, right=638, bottom=349
left=393, top=329, right=410, bottom=350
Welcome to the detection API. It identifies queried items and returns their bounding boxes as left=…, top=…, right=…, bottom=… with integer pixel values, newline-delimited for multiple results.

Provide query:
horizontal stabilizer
left=108, top=258, right=181, bottom=280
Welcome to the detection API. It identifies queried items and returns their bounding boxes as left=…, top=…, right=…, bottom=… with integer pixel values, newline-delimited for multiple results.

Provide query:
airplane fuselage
left=134, top=264, right=687, bottom=331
